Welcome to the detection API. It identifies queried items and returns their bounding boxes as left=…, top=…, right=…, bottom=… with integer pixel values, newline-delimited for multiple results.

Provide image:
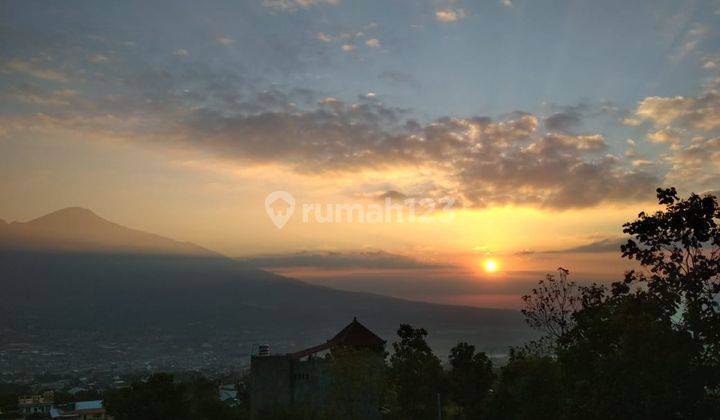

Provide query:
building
left=49, top=400, right=107, bottom=419
left=218, top=383, right=240, bottom=407
left=250, top=318, right=385, bottom=419
left=18, top=391, right=54, bottom=417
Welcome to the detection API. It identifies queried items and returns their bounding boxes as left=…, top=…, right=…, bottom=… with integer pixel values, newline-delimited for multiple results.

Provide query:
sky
left=2, top=0, right=720, bottom=308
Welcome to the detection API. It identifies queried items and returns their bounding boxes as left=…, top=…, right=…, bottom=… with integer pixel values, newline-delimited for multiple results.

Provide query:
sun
left=483, top=259, right=498, bottom=273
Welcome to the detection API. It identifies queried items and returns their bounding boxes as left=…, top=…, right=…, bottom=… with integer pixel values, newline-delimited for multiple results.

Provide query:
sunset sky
left=2, top=0, right=720, bottom=308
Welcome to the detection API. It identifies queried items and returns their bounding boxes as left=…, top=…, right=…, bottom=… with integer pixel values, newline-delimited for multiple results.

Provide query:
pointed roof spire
left=289, top=317, right=385, bottom=359
left=329, top=317, right=385, bottom=347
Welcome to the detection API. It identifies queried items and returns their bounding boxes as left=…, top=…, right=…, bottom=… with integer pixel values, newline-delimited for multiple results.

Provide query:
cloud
left=0, top=41, right=661, bottom=211
left=4, top=58, right=69, bottom=82
left=0, top=39, right=660, bottom=212
left=647, top=126, right=683, bottom=143
left=346, top=180, right=462, bottom=207
left=544, top=111, right=583, bottom=133
left=3, top=92, right=660, bottom=209
left=670, top=23, right=709, bottom=61
left=262, top=0, right=338, bottom=11
left=173, top=49, right=190, bottom=57
left=365, top=38, right=381, bottom=48
left=623, top=117, right=642, bottom=126
left=632, top=159, right=655, bottom=168
left=215, top=36, right=235, bottom=46
left=177, top=96, right=656, bottom=208
left=10, top=55, right=651, bottom=211
left=180, top=96, right=407, bottom=171
left=317, top=31, right=356, bottom=42
left=519, top=237, right=626, bottom=255
left=317, top=32, right=333, bottom=42
left=316, top=29, right=377, bottom=50
left=2, top=84, right=76, bottom=107
left=702, top=56, right=718, bottom=69
left=13, top=48, right=650, bottom=212
left=664, top=136, right=720, bottom=190
left=543, top=101, right=621, bottom=134
left=239, top=250, right=448, bottom=269
left=626, top=25, right=719, bottom=152
left=500, top=0, right=513, bottom=7
left=632, top=92, right=720, bottom=131
left=378, top=190, right=408, bottom=201
left=557, top=237, right=625, bottom=253
left=435, top=8, right=466, bottom=22
left=87, top=53, right=109, bottom=63
left=454, top=132, right=653, bottom=209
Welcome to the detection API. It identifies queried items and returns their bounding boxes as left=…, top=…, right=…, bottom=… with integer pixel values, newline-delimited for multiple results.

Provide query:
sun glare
left=483, top=259, right=498, bottom=273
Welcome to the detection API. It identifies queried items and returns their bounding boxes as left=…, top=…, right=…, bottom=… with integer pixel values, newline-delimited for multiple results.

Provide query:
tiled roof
left=290, top=317, right=384, bottom=359
left=329, top=317, right=385, bottom=347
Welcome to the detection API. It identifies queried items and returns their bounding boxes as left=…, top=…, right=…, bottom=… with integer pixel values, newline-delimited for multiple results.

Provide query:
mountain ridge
left=0, top=207, right=533, bottom=365
left=0, top=206, right=215, bottom=256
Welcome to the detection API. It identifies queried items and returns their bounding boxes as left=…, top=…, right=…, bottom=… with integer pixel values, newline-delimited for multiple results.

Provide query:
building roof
left=74, top=400, right=103, bottom=410
left=290, top=317, right=385, bottom=359
left=329, top=317, right=385, bottom=348
left=50, top=400, right=104, bottom=418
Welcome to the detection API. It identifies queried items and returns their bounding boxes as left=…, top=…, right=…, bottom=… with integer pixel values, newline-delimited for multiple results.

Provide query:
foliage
left=326, top=346, right=385, bottom=420
left=521, top=267, right=580, bottom=345
left=486, top=352, right=562, bottom=420
left=447, top=342, right=494, bottom=419
left=492, top=188, right=720, bottom=419
left=104, top=373, right=246, bottom=420
left=560, top=288, right=708, bottom=419
left=386, top=324, right=444, bottom=420
left=621, top=187, right=720, bottom=367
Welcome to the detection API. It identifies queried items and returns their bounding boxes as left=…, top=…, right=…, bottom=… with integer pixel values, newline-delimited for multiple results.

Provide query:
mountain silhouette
left=0, top=208, right=531, bottom=358
left=0, top=207, right=213, bottom=256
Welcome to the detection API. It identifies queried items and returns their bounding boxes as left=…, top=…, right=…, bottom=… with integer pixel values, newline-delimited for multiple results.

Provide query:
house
left=49, top=400, right=107, bottom=419
left=250, top=318, right=385, bottom=419
left=18, top=391, right=54, bottom=417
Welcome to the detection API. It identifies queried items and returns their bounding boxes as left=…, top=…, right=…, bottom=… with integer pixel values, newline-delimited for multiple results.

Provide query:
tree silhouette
left=559, top=187, right=720, bottom=418
left=487, top=351, right=562, bottom=420
left=386, top=324, right=444, bottom=420
left=326, top=346, right=385, bottom=420
left=621, top=187, right=720, bottom=365
left=493, top=187, right=720, bottom=419
left=560, top=287, right=704, bottom=418
left=447, top=342, right=494, bottom=419
left=104, top=373, right=245, bottom=420
left=521, top=267, right=580, bottom=347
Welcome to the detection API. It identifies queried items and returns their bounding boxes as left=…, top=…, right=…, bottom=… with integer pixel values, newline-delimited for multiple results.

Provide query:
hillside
left=0, top=208, right=532, bottom=371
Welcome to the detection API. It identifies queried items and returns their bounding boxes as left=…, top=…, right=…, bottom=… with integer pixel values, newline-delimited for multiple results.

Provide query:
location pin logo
left=265, top=191, right=295, bottom=229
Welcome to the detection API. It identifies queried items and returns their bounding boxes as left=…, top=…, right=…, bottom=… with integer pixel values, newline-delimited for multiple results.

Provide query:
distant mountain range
left=0, top=207, right=213, bottom=256
left=0, top=208, right=532, bottom=363
left=238, top=249, right=451, bottom=270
